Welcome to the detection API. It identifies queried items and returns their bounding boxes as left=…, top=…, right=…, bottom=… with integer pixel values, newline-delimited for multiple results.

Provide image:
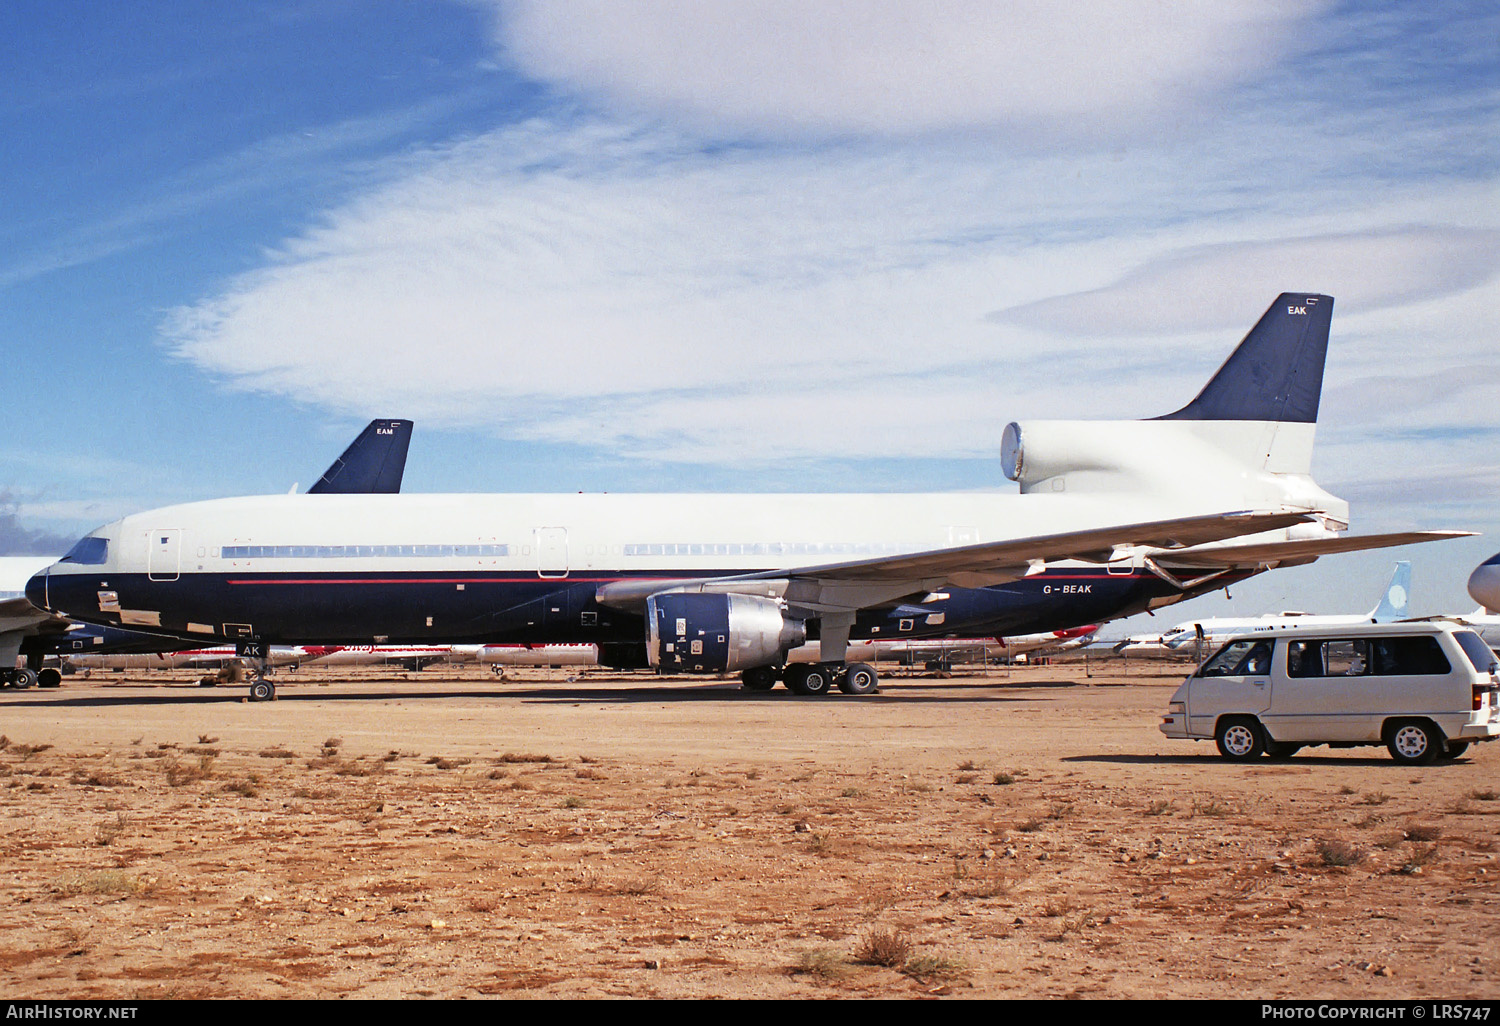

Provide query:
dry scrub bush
left=853, top=928, right=912, bottom=967
left=1316, top=838, right=1367, bottom=867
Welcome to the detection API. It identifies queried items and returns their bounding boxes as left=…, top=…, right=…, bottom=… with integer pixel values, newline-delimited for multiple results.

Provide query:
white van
left=1159, top=622, right=1500, bottom=764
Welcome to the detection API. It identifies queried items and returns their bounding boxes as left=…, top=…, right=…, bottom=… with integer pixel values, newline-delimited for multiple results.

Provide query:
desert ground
left=0, top=659, right=1496, bottom=1000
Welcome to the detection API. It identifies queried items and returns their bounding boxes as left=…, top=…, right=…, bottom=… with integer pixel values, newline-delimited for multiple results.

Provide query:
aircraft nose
left=1469, top=555, right=1500, bottom=612
left=25, top=567, right=49, bottom=610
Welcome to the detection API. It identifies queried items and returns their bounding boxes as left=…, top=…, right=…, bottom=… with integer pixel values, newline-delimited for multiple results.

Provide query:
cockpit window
left=60, top=536, right=108, bottom=565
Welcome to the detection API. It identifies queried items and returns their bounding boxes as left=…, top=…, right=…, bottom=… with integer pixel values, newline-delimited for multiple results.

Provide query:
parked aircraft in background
left=29, top=294, right=1468, bottom=701
left=0, top=556, right=72, bottom=687
left=481, top=628, right=1104, bottom=673
left=62, top=645, right=310, bottom=673
left=787, top=626, right=1099, bottom=668
left=2, top=421, right=414, bottom=690
left=1115, top=561, right=1413, bottom=661
left=302, top=644, right=479, bottom=671
left=1429, top=609, right=1500, bottom=652
left=1469, top=552, right=1500, bottom=613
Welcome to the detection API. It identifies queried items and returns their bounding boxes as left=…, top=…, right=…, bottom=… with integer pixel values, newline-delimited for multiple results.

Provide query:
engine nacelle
left=1001, top=419, right=1175, bottom=492
left=999, top=419, right=1338, bottom=516
left=646, top=592, right=806, bottom=674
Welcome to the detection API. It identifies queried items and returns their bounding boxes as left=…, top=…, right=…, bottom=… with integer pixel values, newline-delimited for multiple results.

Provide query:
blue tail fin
left=308, top=419, right=413, bottom=494
left=1157, top=293, right=1332, bottom=423
left=1370, top=561, right=1411, bottom=622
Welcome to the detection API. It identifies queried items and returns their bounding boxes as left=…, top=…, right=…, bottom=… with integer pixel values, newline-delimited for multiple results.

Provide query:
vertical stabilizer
left=1370, top=561, right=1411, bottom=622
left=1157, top=294, right=1332, bottom=423
left=308, top=419, right=413, bottom=494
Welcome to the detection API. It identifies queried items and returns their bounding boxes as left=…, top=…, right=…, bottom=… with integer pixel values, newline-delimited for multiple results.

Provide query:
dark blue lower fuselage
left=32, top=564, right=1249, bottom=654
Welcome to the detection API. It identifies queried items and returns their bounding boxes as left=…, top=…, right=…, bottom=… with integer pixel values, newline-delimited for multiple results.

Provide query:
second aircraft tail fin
left=308, top=419, right=413, bottom=495
left=1369, top=561, right=1412, bottom=622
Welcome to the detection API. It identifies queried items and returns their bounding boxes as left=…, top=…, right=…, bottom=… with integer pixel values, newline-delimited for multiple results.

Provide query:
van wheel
left=1437, top=740, right=1470, bottom=761
left=1386, top=721, right=1440, bottom=765
left=1215, top=717, right=1265, bottom=761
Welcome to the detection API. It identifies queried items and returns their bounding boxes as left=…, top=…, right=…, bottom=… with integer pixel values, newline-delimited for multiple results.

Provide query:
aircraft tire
left=741, top=666, right=778, bottom=691
left=248, top=679, right=276, bottom=703
left=13, top=668, right=37, bottom=690
left=838, top=663, right=879, bottom=695
left=37, top=668, right=62, bottom=688
left=785, top=664, right=832, bottom=696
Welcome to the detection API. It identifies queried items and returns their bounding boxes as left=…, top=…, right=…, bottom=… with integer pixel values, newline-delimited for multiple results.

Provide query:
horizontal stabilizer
left=309, top=419, right=413, bottom=494
left=1154, top=530, right=1473, bottom=569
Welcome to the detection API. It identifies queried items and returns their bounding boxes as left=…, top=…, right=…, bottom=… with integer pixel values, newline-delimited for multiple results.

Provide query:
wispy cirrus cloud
left=988, top=228, right=1500, bottom=336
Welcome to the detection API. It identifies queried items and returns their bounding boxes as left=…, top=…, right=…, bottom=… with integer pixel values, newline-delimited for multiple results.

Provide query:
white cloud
left=988, top=228, right=1500, bottom=335
left=487, top=1, right=1327, bottom=137
left=159, top=115, right=1500, bottom=471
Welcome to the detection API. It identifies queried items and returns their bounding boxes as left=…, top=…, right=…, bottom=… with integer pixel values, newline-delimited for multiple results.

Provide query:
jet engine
left=646, top=592, right=806, bottom=674
left=1000, top=420, right=1167, bottom=493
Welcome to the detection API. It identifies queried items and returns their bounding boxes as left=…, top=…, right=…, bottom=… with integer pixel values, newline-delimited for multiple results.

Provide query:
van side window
left=1369, top=636, right=1451, bottom=676
left=1288, top=636, right=1451, bottom=678
left=1324, top=640, right=1369, bottom=676
left=1198, top=639, right=1272, bottom=677
left=1287, top=641, right=1324, bottom=678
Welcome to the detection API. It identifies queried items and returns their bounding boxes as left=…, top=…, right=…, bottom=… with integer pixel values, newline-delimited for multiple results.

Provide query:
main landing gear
left=0, top=668, right=38, bottom=689
left=741, top=662, right=880, bottom=696
left=238, top=642, right=276, bottom=702
left=0, top=664, right=61, bottom=690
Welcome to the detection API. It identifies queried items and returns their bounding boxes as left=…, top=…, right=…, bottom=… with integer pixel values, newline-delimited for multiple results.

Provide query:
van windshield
left=1454, top=631, right=1498, bottom=675
left=1197, top=639, right=1272, bottom=677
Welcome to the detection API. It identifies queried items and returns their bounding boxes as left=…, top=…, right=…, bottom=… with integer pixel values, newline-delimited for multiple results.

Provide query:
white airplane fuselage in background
left=1121, top=561, right=1413, bottom=659
left=1469, top=552, right=1500, bottom=614
left=26, top=294, right=1468, bottom=697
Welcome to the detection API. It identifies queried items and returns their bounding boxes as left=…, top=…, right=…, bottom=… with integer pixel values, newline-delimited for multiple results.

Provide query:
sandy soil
left=0, top=660, right=1496, bottom=1000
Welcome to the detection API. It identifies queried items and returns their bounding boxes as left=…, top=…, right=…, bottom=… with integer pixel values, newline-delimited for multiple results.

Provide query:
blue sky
left=2, top=1, right=1497, bottom=626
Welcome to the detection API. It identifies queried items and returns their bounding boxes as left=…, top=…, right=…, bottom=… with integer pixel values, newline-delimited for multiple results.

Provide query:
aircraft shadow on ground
left=0, top=676, right=1076, bottom=708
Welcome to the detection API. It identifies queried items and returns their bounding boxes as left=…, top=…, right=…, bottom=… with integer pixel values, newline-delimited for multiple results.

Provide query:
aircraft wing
left=1149, top=530, right=1474, bottom=569
left=0, top=596, right=69, bottom=636
left=597, top=509, right=1313, bottom=614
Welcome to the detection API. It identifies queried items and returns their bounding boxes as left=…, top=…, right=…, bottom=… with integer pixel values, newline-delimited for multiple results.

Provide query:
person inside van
left=1288, top=641, right=1322, bottom=678
left=1199, top=639, right=1273, bottom=677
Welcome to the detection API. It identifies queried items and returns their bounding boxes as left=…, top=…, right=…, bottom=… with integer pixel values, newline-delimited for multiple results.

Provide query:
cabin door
left=535, top=527, right=569, bottom=578
left=148, top=529, right=181, bottom=582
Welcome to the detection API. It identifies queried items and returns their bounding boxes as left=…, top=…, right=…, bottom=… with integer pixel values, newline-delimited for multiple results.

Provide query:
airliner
left=1469, top=552, right=1500, bottom=613
left=1115, top=560, right=1412, bottom=660
left=27, top=294, right=1468, bottom=700
left=0, top=556, right=72, bottom=687
left=0, top=420, right=412, bottom=690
